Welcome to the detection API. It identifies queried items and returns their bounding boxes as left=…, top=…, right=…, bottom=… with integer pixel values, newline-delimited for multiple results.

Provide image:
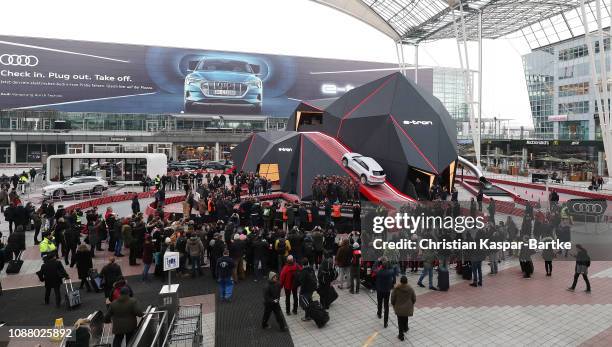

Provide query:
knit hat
left=268, top=272, right=278, bottom=281
left=353, top=242, right=360, bottom=249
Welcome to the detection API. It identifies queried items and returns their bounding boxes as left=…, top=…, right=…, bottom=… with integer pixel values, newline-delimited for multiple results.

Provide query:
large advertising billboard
left=0, top=36, right=433, bottom=117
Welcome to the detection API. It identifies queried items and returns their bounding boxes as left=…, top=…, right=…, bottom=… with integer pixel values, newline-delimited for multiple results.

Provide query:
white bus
left=46, top=153, right=168, bottom=184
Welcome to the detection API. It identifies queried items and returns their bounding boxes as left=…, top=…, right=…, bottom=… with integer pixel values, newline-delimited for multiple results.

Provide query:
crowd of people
left=0, top=168, right=598, bottom=344
left=311, top=175, right=360, bottom=203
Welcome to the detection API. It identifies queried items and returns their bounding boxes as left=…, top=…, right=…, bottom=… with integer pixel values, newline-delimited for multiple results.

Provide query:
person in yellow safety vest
left=154, top=175, right=161, bottom=189
left=75, top=209, right=83, bottom=226
left=18, top=175, right=28, bottom=187
left=39, top=232, right=57, bottom=259
left=244, top=226, right=251, bottom=235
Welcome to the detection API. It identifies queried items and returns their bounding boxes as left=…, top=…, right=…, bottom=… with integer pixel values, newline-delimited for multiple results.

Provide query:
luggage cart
left=163, top=304, right=203, bottom=347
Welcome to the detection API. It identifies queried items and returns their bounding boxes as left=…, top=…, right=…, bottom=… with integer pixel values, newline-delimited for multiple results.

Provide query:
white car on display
left=341, top=153, right=386, bottom=185
left=42, top=176, right=108, bottom=198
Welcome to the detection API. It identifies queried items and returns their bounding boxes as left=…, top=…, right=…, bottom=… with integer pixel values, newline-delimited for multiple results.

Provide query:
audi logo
left=0, top=54, right=39, bottom=66
left=571, top=203, right=604, bottom=214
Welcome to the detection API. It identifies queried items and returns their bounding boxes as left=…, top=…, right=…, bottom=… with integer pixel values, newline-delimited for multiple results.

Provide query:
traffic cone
left=51, top=317, right=64, bottom=341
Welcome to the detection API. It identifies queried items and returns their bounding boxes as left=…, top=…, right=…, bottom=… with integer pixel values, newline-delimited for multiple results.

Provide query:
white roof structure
left=311, top=0, right=603, bottom=48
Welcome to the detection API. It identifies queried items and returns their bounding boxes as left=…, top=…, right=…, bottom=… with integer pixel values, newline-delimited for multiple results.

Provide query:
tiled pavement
left=285, top=259, right=612, bottom=347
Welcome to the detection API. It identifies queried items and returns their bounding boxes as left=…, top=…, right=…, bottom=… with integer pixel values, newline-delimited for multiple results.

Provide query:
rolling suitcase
left=5, top=251, right=23, bottom=274
left=317, top=285, right=338, bottom=308
left=437, top=269, right=449, bottom=291
left=64, top=279, right=81, bottom=309
left=307, top=300, right=329, bottom=328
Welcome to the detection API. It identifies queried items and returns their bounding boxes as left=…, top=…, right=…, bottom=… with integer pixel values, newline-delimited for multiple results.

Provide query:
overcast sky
left=0, top=0, right=534, bottom=127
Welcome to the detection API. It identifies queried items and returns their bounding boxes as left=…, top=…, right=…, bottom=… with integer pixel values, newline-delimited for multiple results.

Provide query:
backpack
left=301, top=267, right=317, bottom=291
left=319, top=264, right=337, bottom=285
left=292, top=267, right=302, bottom=290
left=276, top=238, right=287, bottom=255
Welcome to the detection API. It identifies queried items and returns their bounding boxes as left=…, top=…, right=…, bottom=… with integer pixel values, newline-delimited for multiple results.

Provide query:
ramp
left=301, top=132, right=416, bottom=207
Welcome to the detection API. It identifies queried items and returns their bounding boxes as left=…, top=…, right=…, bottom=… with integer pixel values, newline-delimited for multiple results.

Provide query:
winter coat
left=263, top=280, right=282, bottom=305
left=391, top=283, right=416, bottom=317
left=100, top=262, right=123, bottom=290
left=335, top=244, right=352, bottom=267
left=142, top=241, right=153, bottom=265
left=279, top=263, right=302, bottom=290
left=121, top=224, right=133, bottom=245
left=185, top=237, right=204, bottom=257
left=216, top=256, right=235, bottom=279
left=40, top=259, right=68, bottom=288
left=7, top=229, right=25, bottom=252
left=375, top=267, right=396, bottom=293
left=72, top=249, right=93, bottom=280
left=298, top=266, right=317, bottom=293
left=104, top=295, right=144, bottom=335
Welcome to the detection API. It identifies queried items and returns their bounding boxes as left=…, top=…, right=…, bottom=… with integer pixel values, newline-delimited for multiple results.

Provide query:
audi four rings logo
left=571, top=203, right=604, bottom=214
left=0, top=54, right=39, bottom=66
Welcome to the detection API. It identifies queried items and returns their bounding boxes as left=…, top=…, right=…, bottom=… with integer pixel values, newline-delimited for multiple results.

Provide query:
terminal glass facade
left=432, top=68, right=469, bottom=124
left=523, top=34, right=610, bottom=141
left=0, top=111, right=268, bottom=132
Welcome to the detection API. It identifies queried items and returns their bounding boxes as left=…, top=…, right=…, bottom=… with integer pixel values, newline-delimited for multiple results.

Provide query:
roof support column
left=582, top=0, right=612, bottom=176
left=414, top=44, right=419, bottom=85
left=395, top=41, right=402, bottom=74
left=450, top=1, right=481, bottom=168
left=478, top=9, right=483, bottom=164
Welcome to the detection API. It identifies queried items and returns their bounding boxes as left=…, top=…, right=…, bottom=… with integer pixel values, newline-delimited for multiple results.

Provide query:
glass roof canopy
left=313, top=0, right=605, bottom=49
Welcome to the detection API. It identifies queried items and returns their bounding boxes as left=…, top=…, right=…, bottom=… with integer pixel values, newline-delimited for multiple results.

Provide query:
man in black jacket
left=39, top=253, right=69, bottom=307
left=13, top=203, right=28, bottom=232
left=298, top=258, right=317, bottom=321
left=376, top=261, right=396, bottom=328
left=4, top=204, right=14, bottom=234
left=251, top=235, right=268, bottom=282
left=261, top=272, right=287, bottom=331
left=216, top=249, right=235, bottom=302
left=63, top=224, right=80, bottom=266
left=100, top=256, right=123, bottom=299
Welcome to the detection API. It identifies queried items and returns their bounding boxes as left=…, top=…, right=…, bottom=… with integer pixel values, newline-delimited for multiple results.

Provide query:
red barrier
left=458, top=175, right=612, bottom=201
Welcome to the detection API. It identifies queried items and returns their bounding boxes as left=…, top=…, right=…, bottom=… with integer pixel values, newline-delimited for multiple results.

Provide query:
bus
left=46, top=153, right=168, bottom=184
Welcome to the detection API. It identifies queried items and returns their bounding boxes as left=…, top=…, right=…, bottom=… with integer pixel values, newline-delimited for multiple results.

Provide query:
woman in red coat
left=279, top=255, right=302, bottom=315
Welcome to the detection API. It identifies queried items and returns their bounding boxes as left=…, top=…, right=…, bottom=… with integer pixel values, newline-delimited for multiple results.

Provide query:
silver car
left=43, top=176, right=108, bottom=198
left=341, top=153, right=386, bottom=185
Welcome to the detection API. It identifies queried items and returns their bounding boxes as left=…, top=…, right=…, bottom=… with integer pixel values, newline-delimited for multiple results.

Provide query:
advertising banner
left=0, top=36, right=433, bottom=117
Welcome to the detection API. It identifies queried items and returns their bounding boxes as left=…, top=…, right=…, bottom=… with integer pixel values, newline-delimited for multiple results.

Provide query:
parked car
left=43, top=176, right=108, bottom=198
left=168, top=162, right=199, bottom=172
left=203, top=161, right=226, bottom=171
left=341, top=153, right=386, bottom=185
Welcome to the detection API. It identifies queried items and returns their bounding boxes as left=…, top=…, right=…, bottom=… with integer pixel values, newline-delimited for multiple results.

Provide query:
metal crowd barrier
left=129, top=306, right=169, bottom=347
left=162, top=304, right=203, bottom=347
